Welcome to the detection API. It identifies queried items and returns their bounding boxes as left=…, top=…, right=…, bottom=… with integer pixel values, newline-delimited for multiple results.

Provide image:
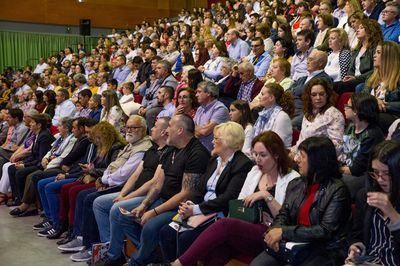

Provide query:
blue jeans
left=92, top=192, right=119, bottom=242
left=129, top=209, right=176, bottom=265
left=106, top=196, right=146, bottom=259
left=37, top=177, right=77, bottom=226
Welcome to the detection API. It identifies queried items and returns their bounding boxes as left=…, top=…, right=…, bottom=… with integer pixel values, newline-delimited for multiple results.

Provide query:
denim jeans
left=92, top=192, right=119, bottom=242
left=37, top=177, right=77, bottom=225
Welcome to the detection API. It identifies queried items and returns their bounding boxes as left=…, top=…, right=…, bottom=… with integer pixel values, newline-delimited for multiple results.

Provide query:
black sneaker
left=56, top=227, right=73, bottom=245
left=33, top=220, right=52, bottom=230
left=37, top=226, right=56, bottom=237
left=47, top=224, right=67, bottom=239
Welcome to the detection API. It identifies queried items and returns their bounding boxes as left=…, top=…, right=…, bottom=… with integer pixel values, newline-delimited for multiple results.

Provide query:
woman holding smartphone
left=346, top=140, right=400, bottom=265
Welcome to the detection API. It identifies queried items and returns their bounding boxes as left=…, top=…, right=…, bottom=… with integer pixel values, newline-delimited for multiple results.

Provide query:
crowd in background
left=0, top=0, right=400, bottom=265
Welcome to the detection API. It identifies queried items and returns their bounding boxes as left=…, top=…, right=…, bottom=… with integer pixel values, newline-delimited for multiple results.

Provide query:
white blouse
left=292, top=106, right=345, bottom=157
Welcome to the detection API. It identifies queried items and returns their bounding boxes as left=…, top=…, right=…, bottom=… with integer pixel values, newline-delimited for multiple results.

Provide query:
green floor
left=0, top=206, right=86, bottom=266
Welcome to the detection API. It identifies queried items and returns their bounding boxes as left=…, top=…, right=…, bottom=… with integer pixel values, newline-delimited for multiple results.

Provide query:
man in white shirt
left=33, top=58, right=49, bottom=74
left=52, top=89, right=76, bottom=126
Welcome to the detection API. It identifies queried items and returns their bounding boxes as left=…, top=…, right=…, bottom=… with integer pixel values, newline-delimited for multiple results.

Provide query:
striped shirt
left=367, top=209, right=400, bottom=265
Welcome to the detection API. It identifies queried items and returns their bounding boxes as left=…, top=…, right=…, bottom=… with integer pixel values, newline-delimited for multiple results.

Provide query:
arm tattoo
left=182, top=173, right=202, bottom=192
left=142, top=186, right=160, bottom=208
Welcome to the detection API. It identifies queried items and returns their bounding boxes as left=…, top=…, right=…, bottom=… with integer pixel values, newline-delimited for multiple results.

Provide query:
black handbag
left=228, top=199, right=267, bottom=223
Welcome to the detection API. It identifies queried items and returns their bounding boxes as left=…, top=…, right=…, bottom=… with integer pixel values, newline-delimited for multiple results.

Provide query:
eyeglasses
left=251, top=44, right=262, bottom=48
left=126, top=126, right=142, bottom=131
left=178, top=95, right=190, bottom=100
left=369, top=169, right=391, bottom=181
left=382, top=10, right=397, bottom=14
left=344, top=104, right=353, bottom=109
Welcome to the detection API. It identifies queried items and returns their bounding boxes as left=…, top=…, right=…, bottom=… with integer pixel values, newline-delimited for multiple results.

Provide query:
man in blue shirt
left=245, top=37, right=272, bottom=79
left=111, top=55, right=131, bottom=86
left=227, top=29, right=250, bottom=61
left=381, top=2, right=400, bottom=44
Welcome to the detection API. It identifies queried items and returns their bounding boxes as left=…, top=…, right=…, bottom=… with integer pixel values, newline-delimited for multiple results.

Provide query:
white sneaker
left=70, top=248, right=91, bottom=262
left=58, top=237, right=85, bottom=252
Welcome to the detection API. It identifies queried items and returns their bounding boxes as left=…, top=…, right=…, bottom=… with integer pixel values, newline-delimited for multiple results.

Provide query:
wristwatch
left=265, top=195, right=274, bottom=202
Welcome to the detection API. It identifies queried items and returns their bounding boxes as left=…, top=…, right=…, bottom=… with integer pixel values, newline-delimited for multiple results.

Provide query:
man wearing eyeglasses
left=381, top=2, right=400, bottom=43
left=65, top=115, right=153, bottom=262
left=244, top=37, right=272, bottom=79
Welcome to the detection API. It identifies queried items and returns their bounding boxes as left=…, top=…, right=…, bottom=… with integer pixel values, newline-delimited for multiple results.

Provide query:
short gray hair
left=222, top=57, right=237, bottom=69
left=73, top=73, right=87, bottom=84
left=238, top=61, right=255, bottom=74
left=198, top=81, right=219, bottom=98
left=128, top=115, right=147, bottom=135
left=59, top=117, right=73, bottom=132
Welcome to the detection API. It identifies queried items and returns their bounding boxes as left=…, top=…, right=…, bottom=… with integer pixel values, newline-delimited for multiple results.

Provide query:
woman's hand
left=243, top=190, right=270, bottom=207
left=15, top=162, right=24, bottom=170
left=376, top=98, right=386, bottom=112
left=367, top=192, right=400, bottom=222
left=343, top=75, right=356, bottom=82
left=178, top=202, right=194, bottom=220
left=174, top=105, right=185, bottom=116
left=346, top=243, right=363, bottom=262
left=264, top=228, right=283, bottom=252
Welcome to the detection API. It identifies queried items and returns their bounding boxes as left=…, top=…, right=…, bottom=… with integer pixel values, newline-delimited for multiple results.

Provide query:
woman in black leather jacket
left=251, top=136, right=351, bottom=266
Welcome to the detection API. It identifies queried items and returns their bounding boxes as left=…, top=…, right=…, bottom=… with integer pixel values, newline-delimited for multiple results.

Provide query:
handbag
left=172, top=213, right=217, bottom=229
left=228, top=199, right=267, bottom=223
left=266, top=241, right=311, bottom=265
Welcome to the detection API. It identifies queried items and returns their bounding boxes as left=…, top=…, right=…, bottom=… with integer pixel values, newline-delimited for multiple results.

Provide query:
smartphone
left=119, top=207, right=134, bottom=216
left=119, top=207, right=141, bottom=223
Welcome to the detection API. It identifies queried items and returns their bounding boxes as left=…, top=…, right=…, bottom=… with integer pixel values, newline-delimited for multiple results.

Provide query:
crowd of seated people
left=0, top=0, right=400, bottom=265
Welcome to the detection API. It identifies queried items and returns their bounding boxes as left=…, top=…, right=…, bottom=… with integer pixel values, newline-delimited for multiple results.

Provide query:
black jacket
left=271, top=177, right=351, bottom=247
left=88, top=141, right=125, bottom=178
left=196, top=151, right=253, bottom=216
left=23, top=129, right=55, bottom=167
left=61, top=135, right=91, bottom=167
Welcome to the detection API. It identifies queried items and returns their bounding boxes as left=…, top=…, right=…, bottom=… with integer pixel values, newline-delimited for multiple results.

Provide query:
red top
left=297, top=183, right=320, bottom=226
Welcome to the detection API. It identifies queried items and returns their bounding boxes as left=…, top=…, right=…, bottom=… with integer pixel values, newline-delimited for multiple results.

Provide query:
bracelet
left=153, top=208, right=158, bottom=215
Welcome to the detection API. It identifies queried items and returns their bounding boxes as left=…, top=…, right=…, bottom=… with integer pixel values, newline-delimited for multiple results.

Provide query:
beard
left=126, top=134, right=140, bottom=144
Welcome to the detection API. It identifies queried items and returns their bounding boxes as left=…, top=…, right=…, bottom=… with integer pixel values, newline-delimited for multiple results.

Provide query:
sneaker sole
left=69, top=254, right=91, bottom=262
left=37, top=232, right=50, bottom=237
left=58, top=245, right=85, bottom=252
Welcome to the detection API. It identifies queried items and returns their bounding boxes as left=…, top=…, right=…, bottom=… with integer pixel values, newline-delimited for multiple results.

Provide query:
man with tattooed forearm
left=94, top=114, right=210, bottom=266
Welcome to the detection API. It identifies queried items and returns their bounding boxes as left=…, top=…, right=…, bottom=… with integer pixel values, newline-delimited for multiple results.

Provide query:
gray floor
left=0, top=206, right=86, bottom=266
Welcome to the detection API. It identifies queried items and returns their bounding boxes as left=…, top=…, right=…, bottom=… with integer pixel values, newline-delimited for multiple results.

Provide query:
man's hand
left=131, top=203, right=147, bottom=218
left=55, top=173, right=66, bottom=181
left=95, top=179, right=103, bottom=190
left=140, top=209, right=157, bottom=225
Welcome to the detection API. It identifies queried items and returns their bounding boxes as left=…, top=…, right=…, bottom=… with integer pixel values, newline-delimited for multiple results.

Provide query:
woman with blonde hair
left=325, top=28, right=352, bottom=81
left=100, top=90, right=123, bottom=131
left=334, top=19, right=383, bottom=93
left=364, top=41, right=400, bottom=133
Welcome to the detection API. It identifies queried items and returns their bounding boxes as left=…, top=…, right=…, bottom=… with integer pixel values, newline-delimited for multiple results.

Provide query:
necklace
left=171, top=148, right=184, bottom=164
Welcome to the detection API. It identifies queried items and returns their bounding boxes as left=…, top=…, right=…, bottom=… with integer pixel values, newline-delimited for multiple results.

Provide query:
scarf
left=253, top=105, right=282, bottom=137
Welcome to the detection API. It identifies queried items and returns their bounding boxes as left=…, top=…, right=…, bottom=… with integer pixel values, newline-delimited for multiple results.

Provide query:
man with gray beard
left=61, top=115, right=153, bottom=263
